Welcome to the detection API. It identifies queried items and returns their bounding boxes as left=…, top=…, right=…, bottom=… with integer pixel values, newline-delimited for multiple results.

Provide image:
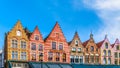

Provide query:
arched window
left=108, top=58, right=111, bottom=64
left=90, top=46, right=94, bottom=52
left=108, top=50, right=111, bottom=56
left=103, top=58, right=107, bottom=64
left=103, top=50, right=106, bottom=56
left=105, top=43, right=108, bottom=49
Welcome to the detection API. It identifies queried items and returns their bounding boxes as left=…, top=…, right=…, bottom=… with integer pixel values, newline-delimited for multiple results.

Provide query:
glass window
left=103, top=58, right=107, bottom=64
left=39, top=44, right=43, bottom=51
left=35, top=35, right=39, bottom=40
left=116, top=45, right=119, bottom=50
left=52, top=42, right=56, bottom=49
left=59, top=43, right=63, bottom=50
left=31, top=43, right=36, bottom=50
left=85, top=55, right=89, bottom=63
left=12, top=51, right=18, bottom=59
left=21, top=41, right=26, bottom=49
left=72, top=48, right=76, bottom=52
left=11, top=40, right=17, bottom=48
left=63, top=53, right=66, bottom=62
left=80, top=56, right=83, bottom=64
left=32, top=53, right=36, bottom=61
left=39, top=52, right=43, bottom=61
left=105, top=43, right=108, bottom=49
left=90, top=56, right=94, bottom=63
left=90, top=46, right=94, bottom=52
left=56, top=52, right=60, bottom=61
left=78, top=48, right=81, bottom=52
left=115, top=52, right=118, bottom=58
left=75, top=56, right=79, bottom=63
left=103, top=50, right=106, bottom=56
left=21, top=52, right=26, bottom=60
left=70, top=55, right=74, bottom=63
left=48, top=52, right=53, bottom=61
left=119, top=53, right=120, bottom=58
left=75, top=40, right=78, bottom=46
left=108, top=50, right=111, bottom=56
left=108, top=58, right=111, bottom=64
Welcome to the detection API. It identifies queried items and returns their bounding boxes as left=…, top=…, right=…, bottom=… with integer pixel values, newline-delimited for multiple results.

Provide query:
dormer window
left=75, top=40, right=78, bottom=46
left=90, top=46, right=94, bottom=52
left=35, top=35, right=39, bottom=40
left=116, top=45, right=119, bottom=50
left=105, top=43, right=108, bottom=49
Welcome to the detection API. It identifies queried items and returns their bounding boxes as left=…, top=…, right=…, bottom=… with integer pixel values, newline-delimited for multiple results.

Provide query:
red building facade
left=44, top=22, right=70, bottom=63
left=29, top=26, right=44, bottom=62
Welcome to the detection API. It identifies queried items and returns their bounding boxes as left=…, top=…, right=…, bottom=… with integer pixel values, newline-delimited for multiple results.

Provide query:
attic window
left=75, top=40, right=78, bottom=46
left=35, top=35, right=39, bottom=40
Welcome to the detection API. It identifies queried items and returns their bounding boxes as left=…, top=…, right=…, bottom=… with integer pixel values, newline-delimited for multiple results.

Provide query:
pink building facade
left=111, top=39, right=120, bottom=65
left=97, top=36, right=113, bottom=65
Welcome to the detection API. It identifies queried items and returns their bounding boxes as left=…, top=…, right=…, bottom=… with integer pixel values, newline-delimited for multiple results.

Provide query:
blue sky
left=0, top=0, right=120, bottom=49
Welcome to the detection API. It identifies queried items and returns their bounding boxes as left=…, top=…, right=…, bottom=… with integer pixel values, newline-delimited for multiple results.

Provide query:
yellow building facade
left=4, top=21, right=29, bottom=68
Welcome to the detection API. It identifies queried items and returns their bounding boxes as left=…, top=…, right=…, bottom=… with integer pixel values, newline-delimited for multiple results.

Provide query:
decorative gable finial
left=105, top=34, right=107, bottom=39
left=90, top=30, right=93, bottom=39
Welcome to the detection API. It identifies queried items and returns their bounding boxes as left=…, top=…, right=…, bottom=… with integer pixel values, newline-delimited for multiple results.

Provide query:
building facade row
left=4, top=21, right=120, bottom=68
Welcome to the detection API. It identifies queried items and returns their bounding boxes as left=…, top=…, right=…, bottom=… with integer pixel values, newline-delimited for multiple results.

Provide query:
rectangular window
left=21, top=52, right=26, bottom=60
left=21, top=41, right=26, bottom=49
left=72, top=48, right=76, bottom=52
left=52, top=42, right=56, bottom=49
left=39, top=52, right=43, bottom=61
left=35, top=35, right=39, bottom=40
left=59, top=43, right=63, bottom=50
left=39, top=44, right=43, bottom=51
left=32, top=53, right=36, bottom=61
left=85, top=55, right=89, bottom=63
left=56, top=52, right=60, bottom=61
left=116, top=46, right=119, bottom=50
left=12, top=51, right=18, bottom=59
left=11, top=40, right=17, bottom=48
left=31, top=43, right=36, bottom=50
left=70, top=55, right=74, bottom=63
left=48, top=52, right=53, bottom=61
left=115, top=52, right=118, bottom=58
left=80, top=56, right=83, bottom=64
left=75, top=40, right=78, bottom=46
left=75, top=56, right=79, bottom=63
left=78, top=48, right=81, bottom=52
left=119, top=53, right=120, bottom=58
left=90, top=56, right=94, bottom=63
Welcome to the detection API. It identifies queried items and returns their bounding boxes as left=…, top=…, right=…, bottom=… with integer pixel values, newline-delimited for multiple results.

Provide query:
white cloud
left=82, top=0, right=120, bottom=43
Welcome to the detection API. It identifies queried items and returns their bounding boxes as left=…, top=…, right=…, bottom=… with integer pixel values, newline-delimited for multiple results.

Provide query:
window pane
left=35, top=35, right=39, bottom=40
left=31, top=43, right=36, bottom=50
left=52, top=42, right=56, bottom=49
left=59, top=43, right=63, bottom=50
